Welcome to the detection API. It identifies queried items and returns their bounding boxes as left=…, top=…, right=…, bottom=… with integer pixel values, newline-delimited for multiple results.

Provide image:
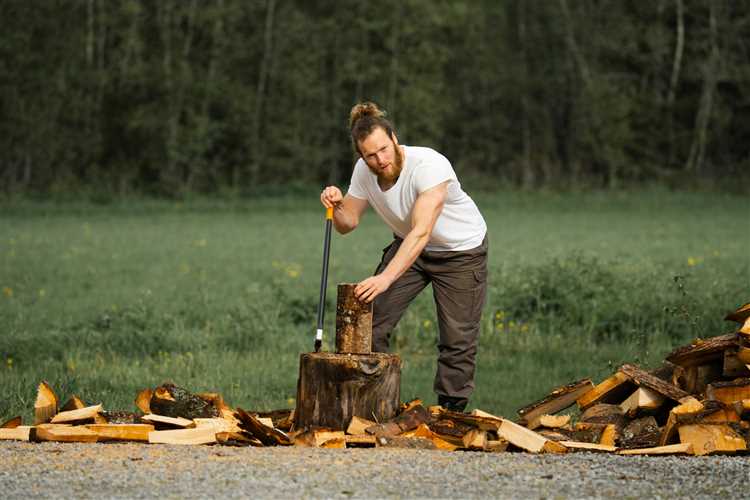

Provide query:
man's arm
left=355, top=181, right=448, bottom=303
left=320, top=187, right=369, bottom=234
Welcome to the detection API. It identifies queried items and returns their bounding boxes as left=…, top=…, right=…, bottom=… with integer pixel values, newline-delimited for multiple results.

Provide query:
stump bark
left=335, top=283, right=372, bottom=354
left=295, top=352, right=401, bottom=431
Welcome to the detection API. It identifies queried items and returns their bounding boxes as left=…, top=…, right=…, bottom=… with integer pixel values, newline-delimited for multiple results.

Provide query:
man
left=320, top=102, right=488, bottom=412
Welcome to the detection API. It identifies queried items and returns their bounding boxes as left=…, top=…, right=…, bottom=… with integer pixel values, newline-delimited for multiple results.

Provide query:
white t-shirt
left=347, top=145, right=487, bottom=252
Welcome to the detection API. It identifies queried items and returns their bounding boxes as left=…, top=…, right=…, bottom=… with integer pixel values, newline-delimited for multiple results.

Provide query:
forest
left=2, top=0, right=749, bottom=196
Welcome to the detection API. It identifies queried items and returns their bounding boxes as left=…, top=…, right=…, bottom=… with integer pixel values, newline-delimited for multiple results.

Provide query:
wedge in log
left=497, top=419, right=567, bottom=453
left=51, top=404, right=103, bottom=424
left=576, top=372, right=633, bottom=411
left=148, top=427, right=217, bottom=445
left=86, top=424, right=154, bottom=442
left=34, top=381, right=58, bottom=425
left=678, top=423, right=746, bottom=456
left=517, top=378, right=593, bottom=428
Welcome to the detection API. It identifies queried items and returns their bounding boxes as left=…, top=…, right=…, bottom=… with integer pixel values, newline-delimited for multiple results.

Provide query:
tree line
left=2, top=0, right=748, bottom=197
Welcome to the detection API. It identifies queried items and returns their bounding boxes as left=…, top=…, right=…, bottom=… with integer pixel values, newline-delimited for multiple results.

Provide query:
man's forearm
left=379, top=229, right=431, bottom=283
left=332, top=204, right=358, bottom=234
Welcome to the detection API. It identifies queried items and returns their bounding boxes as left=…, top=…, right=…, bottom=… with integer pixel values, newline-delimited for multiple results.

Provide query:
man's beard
left=369, top=143, right=404, bottom=183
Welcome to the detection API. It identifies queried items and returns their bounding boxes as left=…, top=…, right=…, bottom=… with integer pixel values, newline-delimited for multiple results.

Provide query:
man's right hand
left=320, top=186, right=343, bottom=209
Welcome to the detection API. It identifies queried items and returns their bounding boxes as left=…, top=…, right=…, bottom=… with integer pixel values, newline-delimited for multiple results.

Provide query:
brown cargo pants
left=371, top=235, right=488, bottom=401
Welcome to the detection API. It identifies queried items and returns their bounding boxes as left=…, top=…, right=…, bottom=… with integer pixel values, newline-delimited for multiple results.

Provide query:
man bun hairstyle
left=349, top=101, right=395, bottom=153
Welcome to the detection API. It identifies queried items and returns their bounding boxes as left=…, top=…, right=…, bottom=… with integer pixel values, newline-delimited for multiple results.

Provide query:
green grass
left=1, top=190, right=748, bottom=422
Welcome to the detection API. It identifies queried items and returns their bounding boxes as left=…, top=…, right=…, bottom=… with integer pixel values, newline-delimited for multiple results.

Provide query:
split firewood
left=576, top=372, right=634, bottom=411
left=150, top=383, right=219, bottom=419
left=365, top=403, right=431, bottom=437
left=665, top=333, right=737, bottom=368
left=345, top=434, right=377, bottom=447
left=619, top=387, right=665, bottom=417
left=537, top=414, right=571, bottom=429
left=724, top=302, right=750, bottom=324
left=517, top=378, right=593, bottom=429
left=101, top=410, right=140, bottom=424
left=148, top=427, right=217, bottom=445
left=216, top=432, right=262, bottom=447
left=135, top=388, right=153, bottom=414
left=193, top=418, right=240, bottom=433
left=618, top=443, right=693, bottom=455
left=294, top=429, right=346, bottom=448
left=86, top=424, right=154, bottom=442
left=485, top=440, right=509, bottom=453
left=375, top=436, right=436, bottom=450
left=580, top=404, right=627, bottom=428
left=732, top=399, right=750, bottom=417
left=673, top=363, right=724, bottom=394
left=400, top=423, right=459, bottom=451
left=740, top=317, right=750, bottom=335
left=706, top=378, right=750, bottom=405
left=537, top=429, right=574, bottom=442
left=0, top=426, right=32, bottom=441
left=678, top=423, right=747, bottom=456
left=34, top=425, right=99, bottom=443
left=558, top=441, right=617, bottom=453
left=141, top=414, right=195, bottom=428
left=347, top=416, right=376, bottom=435
left=497, top=418, right=567, bottom=454
left=659, top=397, right=704, bottom=446
left=60, top=395, right=86, bottom=412
left=256, top=409, right=294, bottom=431
left=1, top=416, right=22, bottom=429
left=196, top=392, right=231, bottom=413
left=51, top=404, right=103, bottom=424
left=236, top=408, right=292, bottom=446
left=438, top=408, right=501, bottom=432
left=619, top=416, right=661, bottom=449
left=34, top=381, right=58, bottom=425
left=572, top=422, right=617, bottom=446
left=723, top=349, right=750, bottom=378
left=462, top=428, right=488, bottom=450
left=618, top=363, right=691, bottom=402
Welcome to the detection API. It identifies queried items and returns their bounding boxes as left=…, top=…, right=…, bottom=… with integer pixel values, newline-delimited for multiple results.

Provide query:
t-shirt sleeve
left=347, top=162, right=368, bottom=200
left=414, top=153, right=456, bottom=194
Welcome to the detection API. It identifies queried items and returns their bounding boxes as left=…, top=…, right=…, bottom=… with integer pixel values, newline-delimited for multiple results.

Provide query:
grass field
left=1, top=190, right=748, bottom=422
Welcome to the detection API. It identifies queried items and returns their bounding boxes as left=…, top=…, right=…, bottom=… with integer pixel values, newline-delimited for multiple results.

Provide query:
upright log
left=336, top=283, right=372, bottom=354
left=295, top=352, right=401, bottom=431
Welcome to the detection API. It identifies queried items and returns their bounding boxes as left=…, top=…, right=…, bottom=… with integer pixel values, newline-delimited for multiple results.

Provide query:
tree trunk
left=251, top=0, right=276, bottom=185
left=666, top=0, right=685, bottom=166
left=295, top=352, right=401, bottom=431
left=518, top=0, right=534, bottom=189
left=335, top=283, right=372, bottom=354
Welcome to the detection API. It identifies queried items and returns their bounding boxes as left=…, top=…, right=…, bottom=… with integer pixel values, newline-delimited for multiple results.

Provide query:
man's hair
left=349, top=101, right=395, bottom=154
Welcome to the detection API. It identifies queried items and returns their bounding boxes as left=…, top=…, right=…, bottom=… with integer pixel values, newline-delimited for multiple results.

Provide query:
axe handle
left=314, top=207, right=334, bottom=352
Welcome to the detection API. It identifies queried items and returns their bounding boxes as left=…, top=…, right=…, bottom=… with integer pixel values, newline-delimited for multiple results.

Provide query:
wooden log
left=678, top=423, right=746, bottom=455
left=620, top=416, right=660, bottom=449
left=665, top=333, right=738, bottom=367
left=51, top=404, right=103, bottom=424
left=517, top=378, right=593, bottom=429
left=86, top=424, right=154, bottom=442
left=497, top=419, right=567, bottom=454
left=706, top=378, right=750, bottom=405
left=577, top=372, right=634, bottom=410
left=34, top=425, right=99, bottom=443
left=618, top=363, right=691, bottom=402
left=141, top=414, right=195, bottom=428
left=0, top=426, right=32, bottom=441
left=148, top=427, right=217, bottom=445
left=618, top=443, right=693, bottom=455
left=559, top=441, right=616, bottom=453
left=150, top=383, right=219, bottom=419
left=34, top=381, right=58, bottom=425
left=335, top=283, right=372, bottom=354
left=295, top=352, right=401, bottom=431
left=619, top=387, right=665, bottom=417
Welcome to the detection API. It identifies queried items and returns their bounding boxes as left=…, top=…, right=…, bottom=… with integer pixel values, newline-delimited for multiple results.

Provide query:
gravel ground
left=1, top=441, right=749, bottom=499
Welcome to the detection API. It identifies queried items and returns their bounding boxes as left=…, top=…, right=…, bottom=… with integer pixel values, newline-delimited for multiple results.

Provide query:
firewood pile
left=2, top=302, right=749, bottom=456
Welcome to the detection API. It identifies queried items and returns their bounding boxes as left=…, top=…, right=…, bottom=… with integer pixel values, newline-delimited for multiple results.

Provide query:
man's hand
left=320, top=186, right=343, bottom=209
left=355, top=274, right=394, bottom=303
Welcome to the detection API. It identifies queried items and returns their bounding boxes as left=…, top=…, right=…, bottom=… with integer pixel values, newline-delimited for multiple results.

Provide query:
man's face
left=359, top=127, right=403, bottom=183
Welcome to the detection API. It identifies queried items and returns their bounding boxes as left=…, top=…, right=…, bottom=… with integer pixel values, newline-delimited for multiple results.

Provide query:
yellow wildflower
left=38, top=289, right=46, bottom=298
left=2, top=287, right=12, bottom=298
left=422, top=320, right=432, bottom=329
left=687, top=257, right=697, bottom=267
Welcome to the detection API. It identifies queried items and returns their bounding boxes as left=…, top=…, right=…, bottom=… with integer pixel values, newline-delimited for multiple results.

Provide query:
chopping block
left=295, top=284, right=401, bottom=431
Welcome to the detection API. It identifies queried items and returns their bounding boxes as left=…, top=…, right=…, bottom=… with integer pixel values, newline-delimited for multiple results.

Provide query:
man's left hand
left=355, top=274, right=394, bottom=303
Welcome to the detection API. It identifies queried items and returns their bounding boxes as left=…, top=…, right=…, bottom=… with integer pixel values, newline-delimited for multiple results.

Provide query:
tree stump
left=295, top=352, right=401, bottom=431
left=336, top=283, right=372, bottom=354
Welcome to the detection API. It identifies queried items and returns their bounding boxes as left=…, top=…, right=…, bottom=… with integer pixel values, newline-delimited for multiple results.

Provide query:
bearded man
left=319, top=102, right=488, bottom=412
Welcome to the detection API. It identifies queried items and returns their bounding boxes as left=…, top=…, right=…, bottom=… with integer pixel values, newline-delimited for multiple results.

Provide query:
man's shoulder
left=406, top=145, right=450, bottom=165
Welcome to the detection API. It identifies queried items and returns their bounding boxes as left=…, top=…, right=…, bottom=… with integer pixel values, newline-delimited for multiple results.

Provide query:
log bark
left=336, top=283, right=372, bottom=354
left=295, top=352, right=400, bottom=431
